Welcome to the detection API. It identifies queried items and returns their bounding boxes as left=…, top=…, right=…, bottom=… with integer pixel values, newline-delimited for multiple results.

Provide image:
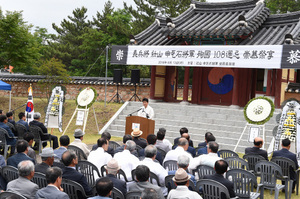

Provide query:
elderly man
left=7, top=140, right=35, bottom=168
left=105, top=159, right=127, bottom=196
left=29, top=112, right=58, bottom=149
left=273, top=138, right=299, bottom=192
left=54, top=135, right=70, bottom=160
left=139, top=134, right=163, bottom=165
left=168, top=155, right=196, bottom=186
left=88, top=138, right=112, bottom=178
left=245, top=137, right=268, bottom=160
left=197, top=134, right=218, bottom=156
left=173, top=127, right=194, bottom=148
left=167, top=168, right=202, bottom=199
left=114, top=134, right=138, bottom=157
left=141, top=188, right=159, bottom=199
left=140, top=145, right=168, bottom=195
left=35, top=147, right=55, bottom=174
left=69, top=129, right=90, bottom=157
left=128, top=165, right=164, bottom=199
left=88, top=177, right=113, bottom=199
left=164, top=138, right=193, bottom=164
left=7, top=160, right=39, bottom=198
left=189, top=141, right=222, bottom=170
left=114, top=140, right=140, bottom=181
left=203, top=160, right=235, bottom=199
left=0, top=115, right=16, bottom=154
left=62, top=150, right=93, bottom=196
left=35, top=167, right=69, bottom=199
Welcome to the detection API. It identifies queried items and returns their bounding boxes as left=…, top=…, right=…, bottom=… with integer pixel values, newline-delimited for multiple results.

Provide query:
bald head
left=182, top=133, right=190, bottom=141
left=178, top=138, right=189, bottom=151
left=254, top=137, right=263, bottom=148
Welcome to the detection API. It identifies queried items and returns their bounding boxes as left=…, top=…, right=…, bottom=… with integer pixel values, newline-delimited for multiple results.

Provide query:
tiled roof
left=0, top=74, right=151, bottom=87
left=134, top=0, right=271, bottom=45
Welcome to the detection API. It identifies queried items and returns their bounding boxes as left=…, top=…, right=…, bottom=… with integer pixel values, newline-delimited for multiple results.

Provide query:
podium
left=125, top=116, right=155, bottom=139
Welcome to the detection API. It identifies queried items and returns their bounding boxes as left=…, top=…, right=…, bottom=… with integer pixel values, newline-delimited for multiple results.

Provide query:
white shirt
left=70, top=139, right=90, bottom=157
left=155, top=140, right=170, bottom=153
left=189, top=152, right=222, bottom=170
left=140, top=157, right=168, bottom=195
left=163, top=146, right=193, bottom=164
left=167, top=186, right=202, bottom=199
left=138, top=105, right=154, bottom=120
left=87, top=147, right=112, bottom=179
left=114, top=150, right=140, bottom=181
left=163, top=139, right=173, bottom=150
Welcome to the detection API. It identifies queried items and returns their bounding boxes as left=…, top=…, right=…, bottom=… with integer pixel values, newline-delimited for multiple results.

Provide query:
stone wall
left=0, top=81, right=191, bottom=101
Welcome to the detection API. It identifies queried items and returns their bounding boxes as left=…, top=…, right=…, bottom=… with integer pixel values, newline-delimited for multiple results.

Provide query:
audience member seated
left=0, top=154, right=5, bottom=191
left=167, top=168, right=202, bottom=199
left=140, top=145, right=168, bottom=196
left=35, top=167, right=70, bottom=199
left=0, top=115, right=16, bottom=154
left=128, top=165, right=164, bottom=199
left=7, top=140, right=35, bottom=168
left=54, top=135, right=70, bottom=160
left=29, top=112, right=59, bottom=149
left=198, top=132, right=212, bottom=147
left=189, top=141, right=222, bottom=170
left=114, top=134, right=138, bottom=157
left=273, top=138, right=299, bottom=192
left=62, top=150, right=93, bottom=196
left=197, top=134, right=219, bottom=156
left=245, top=137, right=268, bottom=160
left=168, top=155, right=196, bottom=186
left=7, top=160, right=38, bottom=198
left=24, top=133, right=36, bottom=161
left=173, top=127, right=193, bottom=148
left=203, top=160, right=235, bottom=199
left=88, top=177, right=113, bottom=199
left=88, top=138, right=112, bottom=178
left=114, top=140, right=140, bottom=181
left=35, top=147, right=55, bottom=174
left=141, top=188, right=158, bottom=199
left=69, top=129, right=90, bottom=157
left=6, top=111, right=16, bottom=126
left=92, top=132, right=114, bottom=156
left=139, top=134, right=163, bottom=165
left=178, top=133, right=195, bottom=157
left=132, top=128, right=147, bottom=148
left=156, top=128, right=171, bottom=152
left=105, top=158, right=127, bottom=196
left=164, top=138, right=193, bottom=164
left=16, top=112, right=29, bottom=131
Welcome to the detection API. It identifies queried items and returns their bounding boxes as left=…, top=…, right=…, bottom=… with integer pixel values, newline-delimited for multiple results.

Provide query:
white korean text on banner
left=111, top=45, right=300, bottom=69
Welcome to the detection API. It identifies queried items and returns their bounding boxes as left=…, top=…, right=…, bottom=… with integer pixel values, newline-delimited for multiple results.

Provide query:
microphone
left=128, top=108, right=143, bottom=116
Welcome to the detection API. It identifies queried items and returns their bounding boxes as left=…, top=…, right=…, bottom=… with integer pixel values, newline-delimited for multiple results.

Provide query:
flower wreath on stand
left=244, top=96, right=275, bottom=125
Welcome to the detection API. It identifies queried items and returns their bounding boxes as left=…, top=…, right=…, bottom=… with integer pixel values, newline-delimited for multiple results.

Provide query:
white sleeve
left=149, top=107, right=154, bottom=120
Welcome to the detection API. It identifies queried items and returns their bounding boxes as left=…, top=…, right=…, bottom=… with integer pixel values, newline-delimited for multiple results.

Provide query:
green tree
left=266, top=0, right=300, bottom=14
left=0, top=10, right=42, bottom=73
left=37, top=58, right=70, bottom=100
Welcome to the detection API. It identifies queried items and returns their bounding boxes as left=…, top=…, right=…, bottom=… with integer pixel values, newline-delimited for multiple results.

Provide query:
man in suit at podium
left=138, top=98, right=154, bottom=120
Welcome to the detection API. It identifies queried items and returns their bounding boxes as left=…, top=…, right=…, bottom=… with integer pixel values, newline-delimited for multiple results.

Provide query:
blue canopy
left=0, top=80, right=11, bottom=91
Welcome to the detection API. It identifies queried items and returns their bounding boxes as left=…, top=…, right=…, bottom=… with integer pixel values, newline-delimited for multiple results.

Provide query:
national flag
left=25, top=84, right=34, bottom=123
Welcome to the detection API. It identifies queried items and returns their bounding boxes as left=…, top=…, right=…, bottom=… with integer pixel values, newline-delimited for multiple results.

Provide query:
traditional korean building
left=131, top=0, right=300, bottom=108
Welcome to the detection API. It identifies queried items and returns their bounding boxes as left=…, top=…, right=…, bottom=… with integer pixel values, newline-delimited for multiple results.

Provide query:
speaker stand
left=129, top=84, right=141, bottom=101
left=108, top=84, right=124, bottom=103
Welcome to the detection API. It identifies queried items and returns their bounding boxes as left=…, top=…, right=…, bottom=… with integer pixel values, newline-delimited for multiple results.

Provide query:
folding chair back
left=77, top=160, right=101, bottom=187
left=109, top=141, right=121, bottom=150
left=243, top=154, right=265, bottom=171
left=126, top=191, right=142, bottom=199
left=0, top=127, right=11, bottom=159
left=68, top=145, right=87, bottom=161
left=163, top=160, right=178, bottom=172
left=0, top=191, right=26, bottom=199
left=2, top=165, right=18, bottom=182
left=61, top=178, right=87, bottom=199
left=192, top=165, right=215, bottom=180
left=219, top=149, right=239, bottom=159
left=197, top=179, right=230, bottom=199
left=111, top=187, right=124, bottom=199
left=225, top=157, right=249, bottom=170
left=32, top=172, right=47, bottom=189
left=15, top=123, right=27, bottom=139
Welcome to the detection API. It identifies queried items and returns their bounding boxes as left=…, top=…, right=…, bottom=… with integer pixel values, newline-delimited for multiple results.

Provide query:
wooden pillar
left=275, top=69, right=282, bottom=108
left=266, top=70, right=272, bottom=96
left=150, top=66, right=156, bottom=99
left=183, top=67, right=190, bottom=102
left=251, top=69, right=257, bottom=99
left=271, top=69, right=276, bottom=96
left=192, top=68, right=199, bottom=104
left=232, top=68, right=239, bottom=106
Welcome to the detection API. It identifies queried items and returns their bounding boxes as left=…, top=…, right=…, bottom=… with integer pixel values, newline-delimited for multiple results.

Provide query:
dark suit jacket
left=29, top=120, right=49, bottom=140
left=107, top=174, right=127, bottom=196
left=133, top=137, right=147, bottom=149
left=35, top=162, right=50, bottom=174
left=8, top=119, right=16, bottom=126
left=62, top=167, right=92, bottom=196
left=16, top=120, right=29, bottom=131
left=203, top=173, right=236, bottom=199
left=138, top=149, right=163, bottom=165
left=36, top=185, right=70, bottom=199
left=198, top=141, right=207, bottom=148
left=273, top=148, right=299, bottom=180
left=173, top=137, right=194, bottom=148
left=0, top=122, right=16, bottom=146
left=7, top=153, right=35, bottom=168
left=245, top=146, right=268, bottom=160
left=92, top=144, right=114, bottom=156
left=197, top=146, right=220, bottom=157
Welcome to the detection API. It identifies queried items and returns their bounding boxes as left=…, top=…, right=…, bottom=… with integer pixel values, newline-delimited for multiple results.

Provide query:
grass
left=0, top=96, right=123, bottom=145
